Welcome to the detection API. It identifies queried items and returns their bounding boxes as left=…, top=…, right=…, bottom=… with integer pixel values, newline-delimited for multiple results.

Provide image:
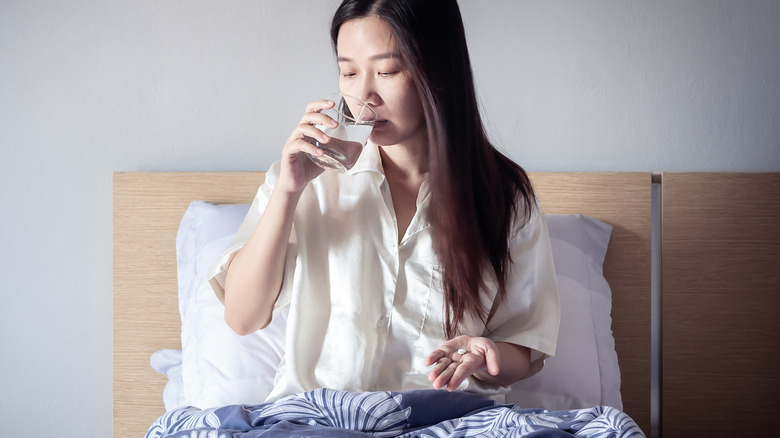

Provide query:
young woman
left=208, top=0, right=559, bottom=403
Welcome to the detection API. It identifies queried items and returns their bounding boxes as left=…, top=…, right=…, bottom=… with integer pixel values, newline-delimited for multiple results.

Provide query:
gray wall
left=1, top=1, right=778, bottom=436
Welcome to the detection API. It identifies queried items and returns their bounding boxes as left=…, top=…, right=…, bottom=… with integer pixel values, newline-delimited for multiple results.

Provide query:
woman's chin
left=369, top=134, right=390, bottom=147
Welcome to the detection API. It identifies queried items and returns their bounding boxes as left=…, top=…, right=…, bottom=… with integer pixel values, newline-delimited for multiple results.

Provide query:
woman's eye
left=341, top=72, right=356, bottom=78
left=379, top=72, right=398, bottom=78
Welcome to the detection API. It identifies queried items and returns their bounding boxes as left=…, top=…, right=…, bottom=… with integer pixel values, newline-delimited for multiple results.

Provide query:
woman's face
left=336, top=16, right=426, bottom=148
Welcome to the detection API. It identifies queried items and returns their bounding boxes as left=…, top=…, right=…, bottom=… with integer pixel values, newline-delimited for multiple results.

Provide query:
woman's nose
left=354, top=77, right=380, bottom=107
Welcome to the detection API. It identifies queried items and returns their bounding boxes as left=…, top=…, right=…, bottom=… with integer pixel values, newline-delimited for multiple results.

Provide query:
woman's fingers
left=289, top=136, right=324, bottom=158
left=446, top=353, right=483, bottom=391
left=299, top=112, right=339, bottom=131
left=283, top=102, right=340, bottom=156
left=287, top=99, right=337, bottom=141
left=305, top=98, right=336, bottom=114
left=290, top=122, right=330, bottom=145
left=426, top=336, right=502, bottom=391
left=285, top=107, right=340, bottom=155
left=429, top=353, right=483, bottom=391
left=289, top=112, right=337, bottom=142
left=483, top=345, right=501, bottom=376
left=424, top=349, right=448, bottom=367
left=426, top=346, right=457, bottom=388
left=431, top=361, right=458, bottom=390
left=426, top=344, right=477, bottom=391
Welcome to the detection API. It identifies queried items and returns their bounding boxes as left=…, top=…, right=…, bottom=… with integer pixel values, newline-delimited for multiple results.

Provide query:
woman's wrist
left=270, top=181, right=304, bottom=212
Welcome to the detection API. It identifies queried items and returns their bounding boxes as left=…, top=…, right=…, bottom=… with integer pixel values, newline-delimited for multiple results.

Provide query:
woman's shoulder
left=508, top=194, right=543, bottom=242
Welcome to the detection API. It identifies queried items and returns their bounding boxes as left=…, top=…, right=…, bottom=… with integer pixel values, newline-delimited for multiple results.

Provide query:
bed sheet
left=146, top=388, right=643, bottom=438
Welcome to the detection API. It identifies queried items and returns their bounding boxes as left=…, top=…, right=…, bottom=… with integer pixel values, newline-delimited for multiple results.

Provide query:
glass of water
left=306, top=93, right=377, bottom=173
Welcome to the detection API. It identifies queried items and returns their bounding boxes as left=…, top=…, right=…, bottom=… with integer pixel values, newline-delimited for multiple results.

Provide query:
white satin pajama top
left=208, top=142, right=560, bottom=403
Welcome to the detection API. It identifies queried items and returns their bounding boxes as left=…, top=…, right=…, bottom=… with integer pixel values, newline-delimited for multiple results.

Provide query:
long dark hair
left=332, top=0, right=537, bottom=339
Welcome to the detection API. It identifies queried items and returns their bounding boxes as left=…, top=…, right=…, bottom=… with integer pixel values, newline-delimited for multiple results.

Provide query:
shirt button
left=377, top=316, right=386, bottom=328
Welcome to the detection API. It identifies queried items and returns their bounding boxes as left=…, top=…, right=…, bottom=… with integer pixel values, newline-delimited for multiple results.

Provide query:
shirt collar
left=348, top=141, right=386, bottom=185
left=347, top=141, right=433, bottom=242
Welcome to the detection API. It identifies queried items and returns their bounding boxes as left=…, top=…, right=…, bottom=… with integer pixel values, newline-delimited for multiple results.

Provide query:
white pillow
left=506, top=214, right=622, bottom=410
left=150, top=348, right=185, bottom=411
left=177, top=201, right=285, bottom=409
left=172, top=202, right=621, bottom=411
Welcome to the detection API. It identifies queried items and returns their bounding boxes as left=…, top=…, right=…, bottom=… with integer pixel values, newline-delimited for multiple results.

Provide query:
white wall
left=0, top=1, right=777, bottom=436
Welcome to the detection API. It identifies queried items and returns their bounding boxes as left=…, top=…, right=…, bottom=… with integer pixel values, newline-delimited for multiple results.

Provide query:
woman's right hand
left=277, top=99, right=339, bottom=194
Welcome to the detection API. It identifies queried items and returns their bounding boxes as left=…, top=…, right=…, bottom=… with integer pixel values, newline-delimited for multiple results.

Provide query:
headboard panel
left=661, top=172, right=780, bottom=437
left=113, top=171, right=652, bottom=436
left=113, top=172, right=265, bottom=435
left=529, top=172, right=652, bottom=432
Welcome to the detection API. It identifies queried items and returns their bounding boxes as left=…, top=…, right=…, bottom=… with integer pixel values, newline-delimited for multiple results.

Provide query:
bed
left=113, top=171, right=780, bottom=437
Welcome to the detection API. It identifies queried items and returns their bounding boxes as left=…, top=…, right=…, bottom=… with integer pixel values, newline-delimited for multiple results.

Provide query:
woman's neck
left=378, top=142, right=430, bottom=243
left=378, top=143, right=429, bottom=184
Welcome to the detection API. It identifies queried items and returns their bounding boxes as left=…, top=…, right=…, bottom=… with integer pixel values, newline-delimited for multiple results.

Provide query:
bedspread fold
left=146, top=388, right=644, bottom=438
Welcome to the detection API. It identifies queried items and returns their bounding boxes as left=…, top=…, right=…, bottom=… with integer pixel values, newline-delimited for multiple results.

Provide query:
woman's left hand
left=424, top=335, right=500, bottom=391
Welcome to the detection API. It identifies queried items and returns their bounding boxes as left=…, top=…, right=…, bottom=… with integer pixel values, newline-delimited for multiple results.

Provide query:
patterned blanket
left=146, top=388, right=644, bottom=437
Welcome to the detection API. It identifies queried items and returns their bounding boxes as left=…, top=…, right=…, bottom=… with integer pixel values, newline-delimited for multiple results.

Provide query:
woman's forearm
left=223, top=186, right=301, bottom=335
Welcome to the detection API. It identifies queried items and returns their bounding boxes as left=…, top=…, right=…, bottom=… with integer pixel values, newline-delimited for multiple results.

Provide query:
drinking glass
left=306, top=93, right=377, bottom=173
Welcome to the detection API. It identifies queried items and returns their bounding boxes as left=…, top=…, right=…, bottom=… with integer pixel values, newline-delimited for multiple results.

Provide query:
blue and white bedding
left=146, top=388, right=644, bottom=437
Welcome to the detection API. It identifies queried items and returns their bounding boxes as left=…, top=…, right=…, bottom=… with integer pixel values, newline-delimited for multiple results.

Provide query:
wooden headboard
left=113, top=171, right=653, bottom=436
left=660, top=173, right=780, bottom=437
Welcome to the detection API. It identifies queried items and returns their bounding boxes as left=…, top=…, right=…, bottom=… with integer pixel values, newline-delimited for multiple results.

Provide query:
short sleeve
left=485, top=204, right=561, bottom=378
left=206, top=161, right=296, bottom=320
